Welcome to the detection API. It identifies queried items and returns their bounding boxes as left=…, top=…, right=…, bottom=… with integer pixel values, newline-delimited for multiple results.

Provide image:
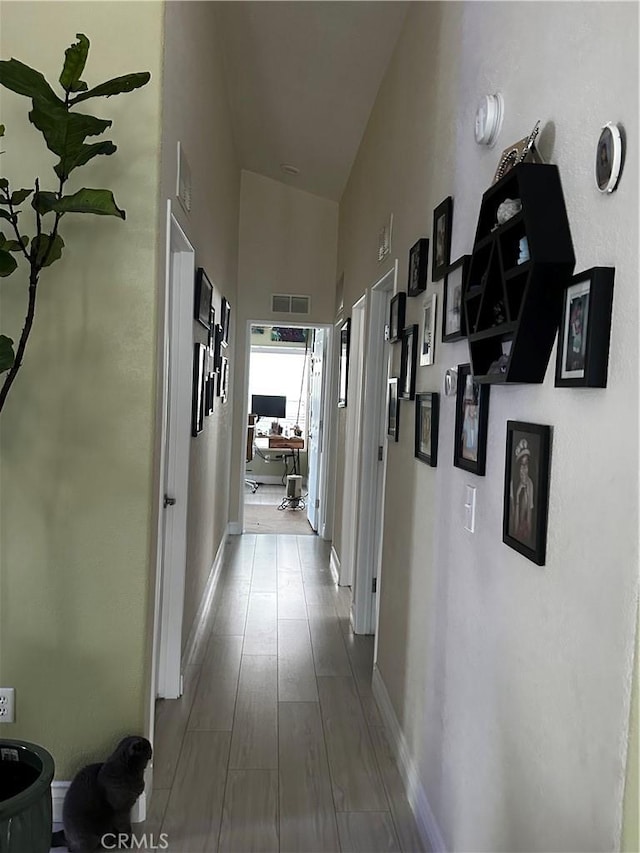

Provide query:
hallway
left=144, top=534, right=426, bottom=852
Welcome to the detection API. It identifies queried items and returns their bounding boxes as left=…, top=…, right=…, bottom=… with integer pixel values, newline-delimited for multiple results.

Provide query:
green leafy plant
left=0, top=34, right=150, bottom=413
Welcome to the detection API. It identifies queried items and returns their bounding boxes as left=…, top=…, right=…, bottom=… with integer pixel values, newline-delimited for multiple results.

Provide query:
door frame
left=339, top=294, right=367, bottom=588
left=150, top=201, right=194, bottom=706
left=237, top=320, right=334, bottom=536
left=351, top=261, right=397, bottom=636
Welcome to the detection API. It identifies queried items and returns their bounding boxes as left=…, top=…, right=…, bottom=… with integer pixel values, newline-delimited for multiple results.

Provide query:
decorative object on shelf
left=420, top=294, right=437, bottom=366
left=443, top=367, right=458, bottom=397
left=407, top=238, right=429, bottom=296
left=465, top=163, right=575, bottom=383
left=400, top=324, right=419, bottom=400
left=496, top=197, right=522, bottom=225
left=192, top=343, right=206, bottom=436
left=474, top=93, right=504, bottom=147
left=414, top=392, right=439, bottom=466
left=453, top=363, right=490, bottom=476
left=338, top=318, right=351, bottom=407
left=432, top=196, right=453, bottom=280
left=595, top=122, right=623, bottom=193
left=221, top=297, right=231, bottom=346
left=387, top=377, right=399, bottom=441
left=503, top=421, right=552, bottom=566
left=517, top=236, right=530, bottom=264
left=217, top=355, right=229, bottom=402
left=442, top=254, right=470, bottom=342
left=194, top=267, right=213, bottom=329
left=555, top=267, right=614, bottom=387
left=389, top=292, right=406, bottom=343
left=492, top=121, right=542, bottom=184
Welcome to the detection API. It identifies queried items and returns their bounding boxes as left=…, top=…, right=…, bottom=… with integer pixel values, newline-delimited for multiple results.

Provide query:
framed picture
left=503, top=421, right=552, bottom=566
left=221, top=297, right=231, bottom=346
left=407, top=238, right=429, bottom=296
left=555, top=267, right=614, bottom=388
left=194, top=268, right=213, bottom=330
left=595, top=122, right=623, bottom=193
left=414, top=392, right=439, bottom=466
left=207, top=306, right=216, bottom=350
left=338, top=318, right=350, bottom=407
left=387, top=377, right=399, bottom=442
left=389, top=292, right=406, bottom=343
left=213, top=323, right=223, bottom=372
left=217, top=355, right=229, bottom=402
left=400, top=324, right=418, bottom=400
left=453, top=363, right=490, bottom=475
left=205, top=375, right=215, bottom=416
left=442, top=255, right=470, bottom=342
left=432, top=196, right=453, bottom=281
left=420, top=294, right=437, bottom=366
left=191, top=343, right=206, bottom=436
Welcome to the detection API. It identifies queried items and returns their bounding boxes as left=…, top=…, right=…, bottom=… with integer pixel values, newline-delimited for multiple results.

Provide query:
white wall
left=229, top=171, right=338, bottom=524
left=159, top=1, right=241, bottom=650
left=336, top=3, right=638, bottom=850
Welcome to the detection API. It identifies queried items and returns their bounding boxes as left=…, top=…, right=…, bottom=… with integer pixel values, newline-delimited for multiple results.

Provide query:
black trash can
left=0, top=740, right=55, bottom=853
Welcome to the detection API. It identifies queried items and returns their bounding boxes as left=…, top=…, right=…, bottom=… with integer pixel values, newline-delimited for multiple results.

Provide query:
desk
left=267, top=435, right=304, bottom=475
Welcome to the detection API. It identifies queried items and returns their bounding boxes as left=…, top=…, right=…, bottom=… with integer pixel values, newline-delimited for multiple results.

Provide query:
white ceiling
left=215, top=1, right=409, bottom=202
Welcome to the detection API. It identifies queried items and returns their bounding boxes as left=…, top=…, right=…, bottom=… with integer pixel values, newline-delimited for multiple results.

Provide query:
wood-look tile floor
left=143, top=534, right=427, bottom=853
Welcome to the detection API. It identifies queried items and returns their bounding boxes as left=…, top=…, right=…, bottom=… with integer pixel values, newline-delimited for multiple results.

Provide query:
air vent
left=271, top=293, right=311, bottom=315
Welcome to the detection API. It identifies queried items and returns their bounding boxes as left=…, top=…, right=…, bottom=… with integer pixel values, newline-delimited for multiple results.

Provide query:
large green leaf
left=52, top=188, right=125, bottom=219
left=31, top=233, right=64, bottom=267
left=60, top=34, right=89, bottom=93
left=0, top=178, right=8, bottom=190
left=0, top=124, right=4, bottom=137
left=0, top=249, right=18, bottom=276
left=69, top=72, right=151, bottom=105
left=10, top=189, right=33, bottom=205
left=0, top=210, right=13, bottom=222
left=54, top=140, right=117, bottom=181
left=32, top=191, right=58, bottom=215
left=0, top=335, right=15, bottom=373
left=29, top=97, right=111, bottom=158
left=0, top=58, right=60, bottom=104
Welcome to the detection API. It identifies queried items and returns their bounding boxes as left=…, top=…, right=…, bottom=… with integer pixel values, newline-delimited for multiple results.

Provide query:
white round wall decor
left=474, top=93, right=504, bottom=147
left=595, top=122, right=623, bottom=193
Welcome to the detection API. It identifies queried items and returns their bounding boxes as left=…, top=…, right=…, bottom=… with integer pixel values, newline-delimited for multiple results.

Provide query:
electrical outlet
left=0, top=688, right=15, bottom=723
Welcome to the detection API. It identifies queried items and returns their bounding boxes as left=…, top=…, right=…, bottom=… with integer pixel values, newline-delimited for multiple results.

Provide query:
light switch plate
left=464, top=485, right=476, bottom=533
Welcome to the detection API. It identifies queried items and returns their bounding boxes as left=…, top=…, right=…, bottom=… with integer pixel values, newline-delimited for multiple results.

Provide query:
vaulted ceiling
left=214, top=1, right=409, bottom=202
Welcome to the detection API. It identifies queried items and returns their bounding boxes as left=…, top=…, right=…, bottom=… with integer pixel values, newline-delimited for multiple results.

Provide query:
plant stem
left=0, top=266, right=39, bottom=414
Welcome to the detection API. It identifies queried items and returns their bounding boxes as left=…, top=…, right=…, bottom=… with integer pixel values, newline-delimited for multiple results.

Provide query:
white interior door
left=352, top=262, right=397, bottom=636
left=307, top=328, right=325, bottom=530
left=154, top=205, right=194, bottom=699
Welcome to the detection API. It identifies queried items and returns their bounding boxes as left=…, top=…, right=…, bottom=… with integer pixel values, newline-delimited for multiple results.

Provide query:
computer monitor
left=251, top=394, right=286, bottom=420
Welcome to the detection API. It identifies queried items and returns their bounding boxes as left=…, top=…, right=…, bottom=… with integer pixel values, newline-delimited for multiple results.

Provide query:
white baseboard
left=182, top=532, right=227, bottom=668
left=52, top=781, right=146, bottom=824
left=228, top=521, right=242, bottom=535
left=371, top=665, right=447, bottom=853
left=329, top=546, right=340, bottom=585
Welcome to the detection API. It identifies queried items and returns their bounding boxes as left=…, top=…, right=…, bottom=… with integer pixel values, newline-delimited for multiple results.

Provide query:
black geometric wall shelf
left=464, top=164, right=575, bottom=383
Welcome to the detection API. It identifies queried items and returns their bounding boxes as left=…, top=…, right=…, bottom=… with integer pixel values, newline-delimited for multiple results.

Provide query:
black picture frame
left=407, top=238, right=429, bottom=296
left=555, top=267, right=614, bottom=388
left=221, top=297, right=231, bottom=346
left=503, top=421, right=552, bottom=566
left=191, top=343, right=206, bottom=436
left=387, top=378, right=399, bottom=441
left=453, top=363, right=490, bottom=475
left=213, top=323, right=223, bottom=372
left=414, top=392, right=439, bottom=466
left=389, top=292, right=406, bottom=343
left=194, top=268, right=213, bottom=330
left=208, top=306, right=216, bottom=350
left=442, top=254, right=470, bottom=342
left=338, top=318, right=350, bottom=407
left=400, top=324, right=418, bottom=400
left=205, top=375, right=215, bottom=416
left=432, top=196, right=453, bottom=281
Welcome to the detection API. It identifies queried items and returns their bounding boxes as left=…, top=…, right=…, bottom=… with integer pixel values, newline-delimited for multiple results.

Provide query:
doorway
left=242, top=323, right=332, bottom=536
